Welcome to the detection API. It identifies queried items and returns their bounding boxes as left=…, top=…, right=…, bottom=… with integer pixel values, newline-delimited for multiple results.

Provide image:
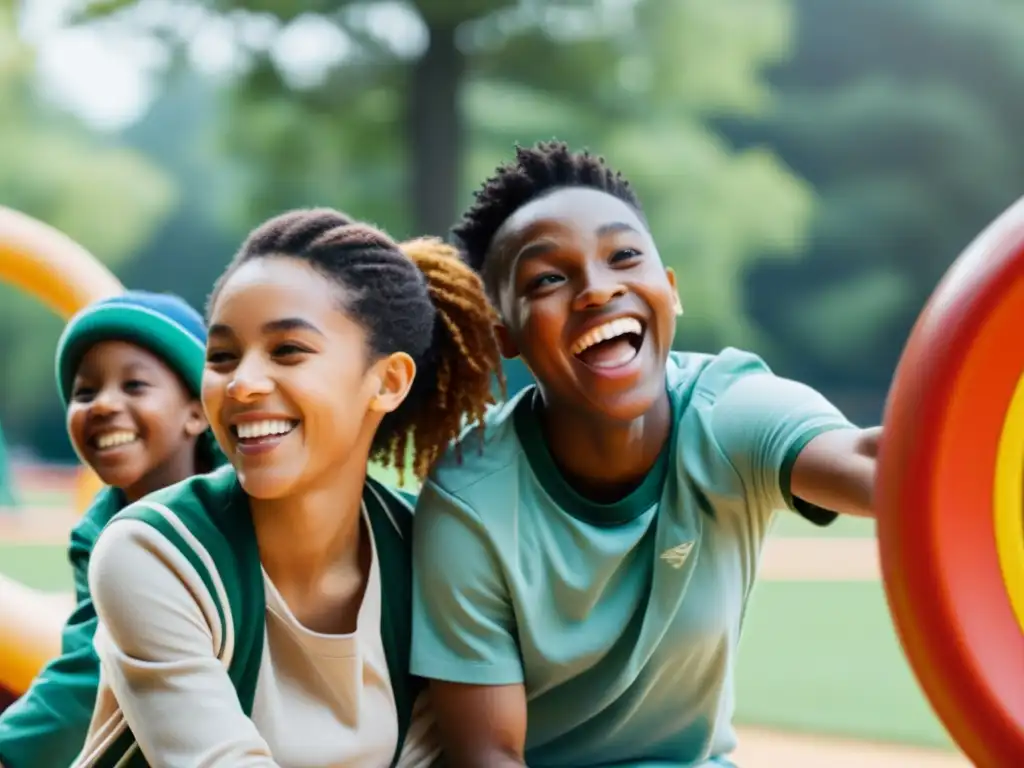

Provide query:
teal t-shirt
left=411, top=348, right=855, bottom=767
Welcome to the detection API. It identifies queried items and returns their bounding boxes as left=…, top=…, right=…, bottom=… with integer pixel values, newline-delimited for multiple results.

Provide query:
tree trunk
left=407, top=20, right=466, bottom=238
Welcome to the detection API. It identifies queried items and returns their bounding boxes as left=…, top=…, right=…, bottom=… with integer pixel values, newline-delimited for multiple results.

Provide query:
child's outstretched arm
left=0, top=519, right=103, bottom=768
left=704, top=360, right=880, bottom=524
left=791, top=426, right=879, bottom=518
left=707, top=356, right=879, bottom=520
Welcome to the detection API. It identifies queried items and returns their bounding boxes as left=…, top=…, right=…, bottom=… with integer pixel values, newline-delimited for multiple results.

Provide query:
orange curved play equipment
left=877, top=195, right=1024, bottom=766
left=0, top=206, right=124, bottom=699
left=0, top=576, right=75, bottom=694
left=0, top=207, right=123, bottom=319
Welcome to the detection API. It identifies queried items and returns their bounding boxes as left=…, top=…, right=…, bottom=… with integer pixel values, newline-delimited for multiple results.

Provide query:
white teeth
left=95, top=430, right=138, bottom=449
left=570, top=318, right=644, bottom=355
left=236, top=419, right=295, bottom=440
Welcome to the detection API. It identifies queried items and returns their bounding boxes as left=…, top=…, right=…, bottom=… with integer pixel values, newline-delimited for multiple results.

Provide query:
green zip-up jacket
left=0, top=470, right=421, bottom=768
left=0, top=487, right=124, bottom=768
left=80, top=465, right=423, bottom=767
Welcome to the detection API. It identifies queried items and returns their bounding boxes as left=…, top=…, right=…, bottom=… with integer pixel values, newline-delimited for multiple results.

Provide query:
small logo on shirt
left=660, top=541, right=695, bottom=569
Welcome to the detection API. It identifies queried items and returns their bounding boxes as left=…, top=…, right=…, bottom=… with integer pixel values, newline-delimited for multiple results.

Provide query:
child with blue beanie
left=0, top=290, right=218, bottom=768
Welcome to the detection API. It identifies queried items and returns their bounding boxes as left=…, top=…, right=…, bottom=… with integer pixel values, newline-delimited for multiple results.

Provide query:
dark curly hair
left=451, top=140, right=645, bottom=278
left=208, top=208, right=504, bottom=481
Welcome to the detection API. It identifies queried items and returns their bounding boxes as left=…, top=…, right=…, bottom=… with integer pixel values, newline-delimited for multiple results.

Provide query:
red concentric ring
left=877, top=197, right=1024, bottom=766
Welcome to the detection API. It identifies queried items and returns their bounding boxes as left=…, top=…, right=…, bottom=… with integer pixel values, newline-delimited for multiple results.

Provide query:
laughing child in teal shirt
left=412, top=142, right=881, bottom=767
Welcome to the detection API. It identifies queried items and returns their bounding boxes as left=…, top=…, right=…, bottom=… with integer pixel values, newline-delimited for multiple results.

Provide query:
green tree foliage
left=0, top=3, right=175, bottom=447
left=723, top=0, right=1024, bottom=398
left=117, top=74, right=242, bottom=315
left=465, top=0, right=814, bottom=350
left=78, top=0, right=811, bottom=355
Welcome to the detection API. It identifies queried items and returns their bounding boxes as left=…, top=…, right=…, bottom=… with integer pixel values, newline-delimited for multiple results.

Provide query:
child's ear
left=184, top=401, right=208, bottom=438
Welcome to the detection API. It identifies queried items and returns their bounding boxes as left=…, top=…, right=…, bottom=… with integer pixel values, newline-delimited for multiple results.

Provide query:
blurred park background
left=2, top=0, right=1018, bottom=760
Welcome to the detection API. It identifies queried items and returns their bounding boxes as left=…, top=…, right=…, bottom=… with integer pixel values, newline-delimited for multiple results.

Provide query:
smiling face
left=203, top=256, right=413, bottom=501
left=66, top=340, right=206, bottom=501
left=488, top=187, right=681, bottom=422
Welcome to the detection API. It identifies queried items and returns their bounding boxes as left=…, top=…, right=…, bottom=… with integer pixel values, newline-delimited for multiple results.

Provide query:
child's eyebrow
left=514, top=238, right=559, bottom=266
left=71, top=364, right=99, bottom=382
left=208, top=318, right=324, bottom=338
left=261, top=317, right=325, bottom=336
left=597, top=221, right=639, bottom=237
left=122, top=361, right=153, bottom=376
left=511, top=222, right=640, bottom=273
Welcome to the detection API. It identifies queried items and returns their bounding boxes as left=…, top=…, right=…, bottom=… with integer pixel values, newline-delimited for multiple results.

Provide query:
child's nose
left=89, top=389, right=123, bottom=416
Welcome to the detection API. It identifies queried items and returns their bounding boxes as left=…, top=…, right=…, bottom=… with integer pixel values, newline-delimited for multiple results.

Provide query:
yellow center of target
left=994, top=372, right=1024, bottom=633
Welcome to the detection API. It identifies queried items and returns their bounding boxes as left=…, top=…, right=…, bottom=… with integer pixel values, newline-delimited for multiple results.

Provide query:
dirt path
left=0, top=522, right=73, bottom=542
left=759, top=536, right=880, bottom=580
left=0, top=508, right=78, bottom=544
left=732, top=727, right=970, bottom=766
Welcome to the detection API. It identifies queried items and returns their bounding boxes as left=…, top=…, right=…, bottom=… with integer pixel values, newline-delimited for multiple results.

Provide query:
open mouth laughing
left=569, top=317, right=646, bottom=370
left=89, top=429, right=139, bottom=452
left=230, top=417, right=300, bottom=455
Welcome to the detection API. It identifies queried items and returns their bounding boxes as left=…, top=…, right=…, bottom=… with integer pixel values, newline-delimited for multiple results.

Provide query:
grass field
left=737, top=512, right=954, bottom=749
left=735, top=580, right=954, bottom=749
left=0, top=543, right=71, bottom=590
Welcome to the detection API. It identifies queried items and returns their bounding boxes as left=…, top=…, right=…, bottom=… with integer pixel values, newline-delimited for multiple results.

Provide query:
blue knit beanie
left=55, top=290, right=207, bottom=405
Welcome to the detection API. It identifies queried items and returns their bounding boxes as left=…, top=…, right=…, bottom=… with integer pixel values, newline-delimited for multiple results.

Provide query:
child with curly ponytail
left=71, top=209, right=502, bottom=767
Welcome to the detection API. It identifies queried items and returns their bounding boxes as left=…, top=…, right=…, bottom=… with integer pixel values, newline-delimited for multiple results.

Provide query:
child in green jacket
left=0, top=290, right=217, bottom=768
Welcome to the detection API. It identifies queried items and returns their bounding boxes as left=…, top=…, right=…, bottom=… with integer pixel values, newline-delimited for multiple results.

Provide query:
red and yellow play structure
left=877, top=196, right=1024, bottom=766
left=0, top=205, right=121, bottom=697
left=1, top=202, right=1023, bottom=764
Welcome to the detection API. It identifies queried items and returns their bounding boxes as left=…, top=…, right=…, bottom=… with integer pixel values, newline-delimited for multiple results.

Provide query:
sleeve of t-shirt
left=0, top=522, right=102, bottom=768
left=83, top=519, right=279, bottom=767
left=703, top=348, right=857, bottom=524
left=410, top=480, right=524, bottom=686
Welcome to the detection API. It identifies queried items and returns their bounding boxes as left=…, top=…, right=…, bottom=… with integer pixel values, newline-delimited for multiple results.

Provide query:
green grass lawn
left=17, top=489, right=76, bottom=507
left=0, top=543, right=72, bottom=591
left=735, top=580, right=955, bottom=750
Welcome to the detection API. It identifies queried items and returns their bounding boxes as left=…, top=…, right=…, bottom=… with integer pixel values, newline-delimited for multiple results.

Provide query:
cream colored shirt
left=73, top=505, right=438, bottom=768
